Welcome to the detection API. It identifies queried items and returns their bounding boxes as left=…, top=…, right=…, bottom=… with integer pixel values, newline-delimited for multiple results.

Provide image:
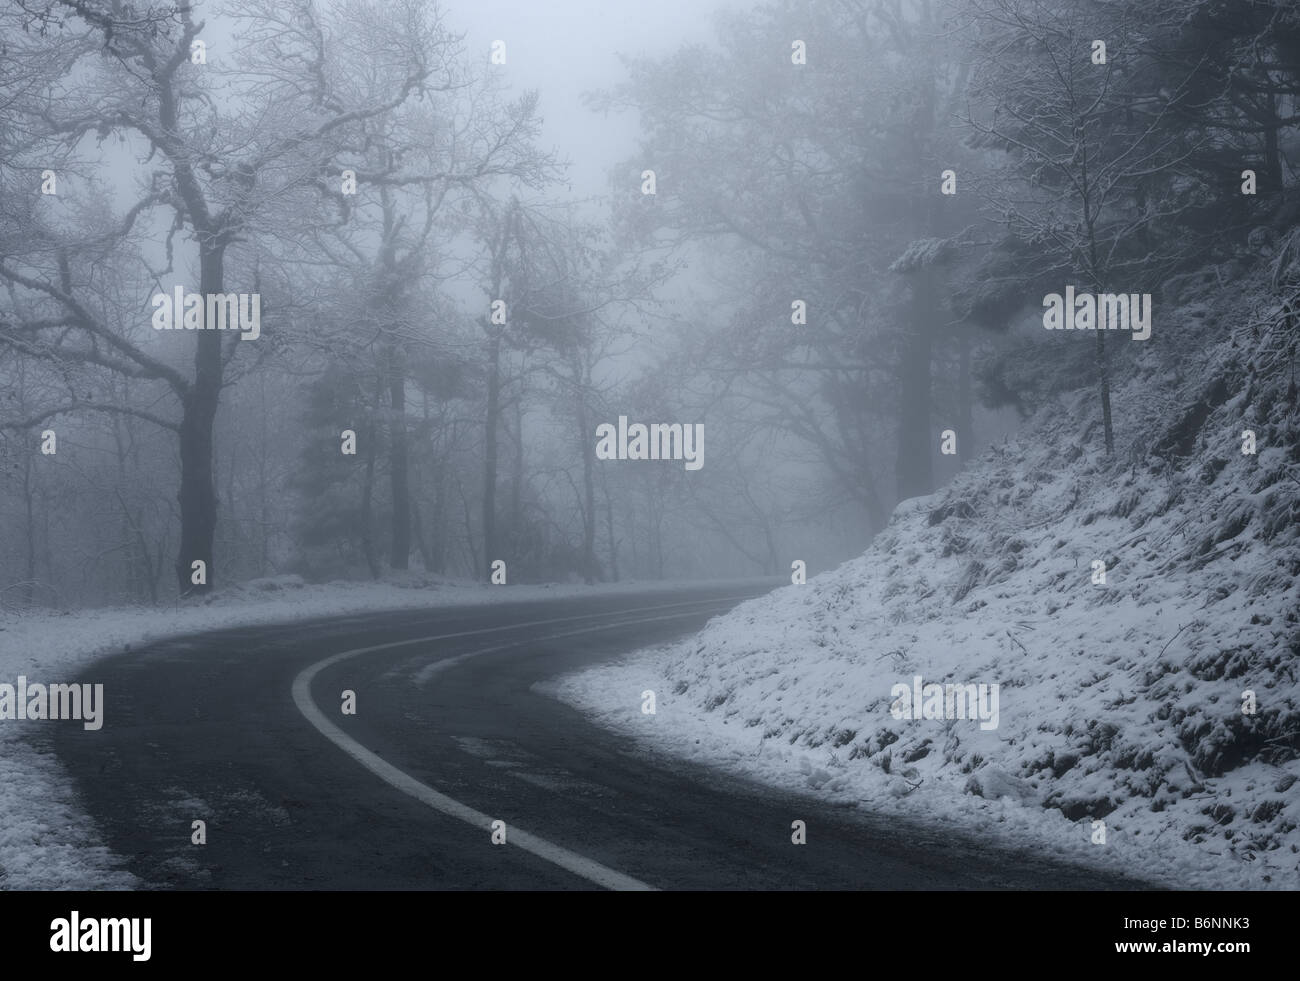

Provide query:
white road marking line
left=369, top=596, right=735, bottom=684
left=292, top=599, right=743, bottom=891
left=407, top=597, right=733, bottom=684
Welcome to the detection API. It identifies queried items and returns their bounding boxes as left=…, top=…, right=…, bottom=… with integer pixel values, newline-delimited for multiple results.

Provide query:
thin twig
left=1157, top=622, right=1190, bottom=659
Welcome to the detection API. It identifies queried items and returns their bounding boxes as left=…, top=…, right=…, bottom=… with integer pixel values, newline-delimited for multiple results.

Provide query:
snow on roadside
left=0, top=574, right=757, bottom=889
left=549, top=282, right=1300, bottom=891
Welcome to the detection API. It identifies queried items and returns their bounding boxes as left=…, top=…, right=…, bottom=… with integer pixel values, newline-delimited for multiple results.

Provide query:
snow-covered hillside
left=553, top=267, right=1300, bottom=889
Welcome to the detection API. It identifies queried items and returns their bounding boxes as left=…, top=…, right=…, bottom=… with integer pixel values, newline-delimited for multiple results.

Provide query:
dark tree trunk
left=422, top=390, right=446, bottom=574
left=412, top=505, right=433, bottom=572
left=957, top=329, right=974, bottom=464
left=602, top=476, right=619, bottom=583
left=258, top=376, right=270, bottom=577
left=430, top=462, right=447, bottom=574
left=22, top=450, right=36, bottom=608
left=360, top=411, right=381, bottom=581
left=460, top=477, right=480, bottom=578
left=388, top=349, right=410, bottom=570
left=576, top=388, right=597, bottom=585
left=510, top=394, right=524, bottom=551
left=895, top=269, right=936, bottom=502
left=483, top=332, right=501, bottom=581
left=174, top=243, right=225, bottom=597
left=1096, top=328, right=1115, bottom=455
left=894, top=46, right=940, bottom=506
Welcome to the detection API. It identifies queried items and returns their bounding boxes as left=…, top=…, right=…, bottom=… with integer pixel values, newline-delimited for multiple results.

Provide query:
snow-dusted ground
left=0, top=574, right=754, bottom=889
left=551, top=276, right=1300, bottom=891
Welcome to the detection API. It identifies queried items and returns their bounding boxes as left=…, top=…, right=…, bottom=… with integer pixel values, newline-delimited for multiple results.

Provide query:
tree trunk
left=411, top=505, right=433, bottom=572
left=258, top=374, right=270, bottom=577
left=482, top=332, right=501, bottom=581
left=895, top=269, right=936, bottom=502
left=388, top=348, right=410, bottom=570
left=1095, top=328, right=1115, bottom=455
left=225, top=438, right=237, bottom=575
left=957, top=329, right=974, bottom=464
left=576, top=386, right=597, bottom=585
left=627, top=500, right=639, bottom=576
left=602, top=473, right=619, bottom=583
left=174, top=243, right=225, bottom=597
left=510, top=393, right=524, bottom=551
left=22, top=450, right=36, bottom=608
left=459, top=477, right=480, bottom=578
left=650, top=494, right=665, bottom=579
left=430, top=461, right=447, bottom=574
left=894, top=41, right=940, bottom=505
left=360, top=412, right=381, bottom=580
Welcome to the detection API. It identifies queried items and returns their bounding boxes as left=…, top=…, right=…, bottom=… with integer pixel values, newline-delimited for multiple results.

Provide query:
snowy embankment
left=0, top=574, right=744, bottom=889
left=551, top=277, right=1300, bottom=890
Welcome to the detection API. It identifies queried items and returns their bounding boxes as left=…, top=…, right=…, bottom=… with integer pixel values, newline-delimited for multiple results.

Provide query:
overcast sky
left=449, top=0, right=737, bottom=196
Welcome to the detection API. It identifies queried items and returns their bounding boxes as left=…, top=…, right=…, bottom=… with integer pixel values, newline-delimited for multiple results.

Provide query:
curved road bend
left=51, top=584, right=1150, bottom=890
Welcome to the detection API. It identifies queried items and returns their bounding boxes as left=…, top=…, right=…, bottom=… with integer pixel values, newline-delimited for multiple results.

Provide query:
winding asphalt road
left=50, top=584, right=1149, bottom=890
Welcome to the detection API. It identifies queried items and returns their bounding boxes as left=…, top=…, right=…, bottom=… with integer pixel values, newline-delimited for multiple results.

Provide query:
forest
left=0, top=0, right=1296, bottom=608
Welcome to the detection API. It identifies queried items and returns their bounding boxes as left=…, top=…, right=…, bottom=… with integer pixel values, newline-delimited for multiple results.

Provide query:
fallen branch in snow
left=1157, top=622, right=1191, bottom=659
left=1006, top=630, right=1030, bottom=656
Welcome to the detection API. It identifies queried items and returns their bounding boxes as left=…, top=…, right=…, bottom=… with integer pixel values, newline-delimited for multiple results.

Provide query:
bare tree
left=0, top=0, right=451, bottom=594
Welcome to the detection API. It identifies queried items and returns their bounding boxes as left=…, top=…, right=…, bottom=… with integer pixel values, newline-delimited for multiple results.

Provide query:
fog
left=0, top=0, right=1289, bottom=606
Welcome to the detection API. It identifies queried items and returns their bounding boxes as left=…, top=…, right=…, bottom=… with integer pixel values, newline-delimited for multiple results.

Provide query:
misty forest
left=0, top=0, right=1296, bottom=608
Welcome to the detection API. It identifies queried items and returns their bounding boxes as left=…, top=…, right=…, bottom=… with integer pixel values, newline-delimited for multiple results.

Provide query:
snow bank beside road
left=552, top=296, right=1300, bottom=890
